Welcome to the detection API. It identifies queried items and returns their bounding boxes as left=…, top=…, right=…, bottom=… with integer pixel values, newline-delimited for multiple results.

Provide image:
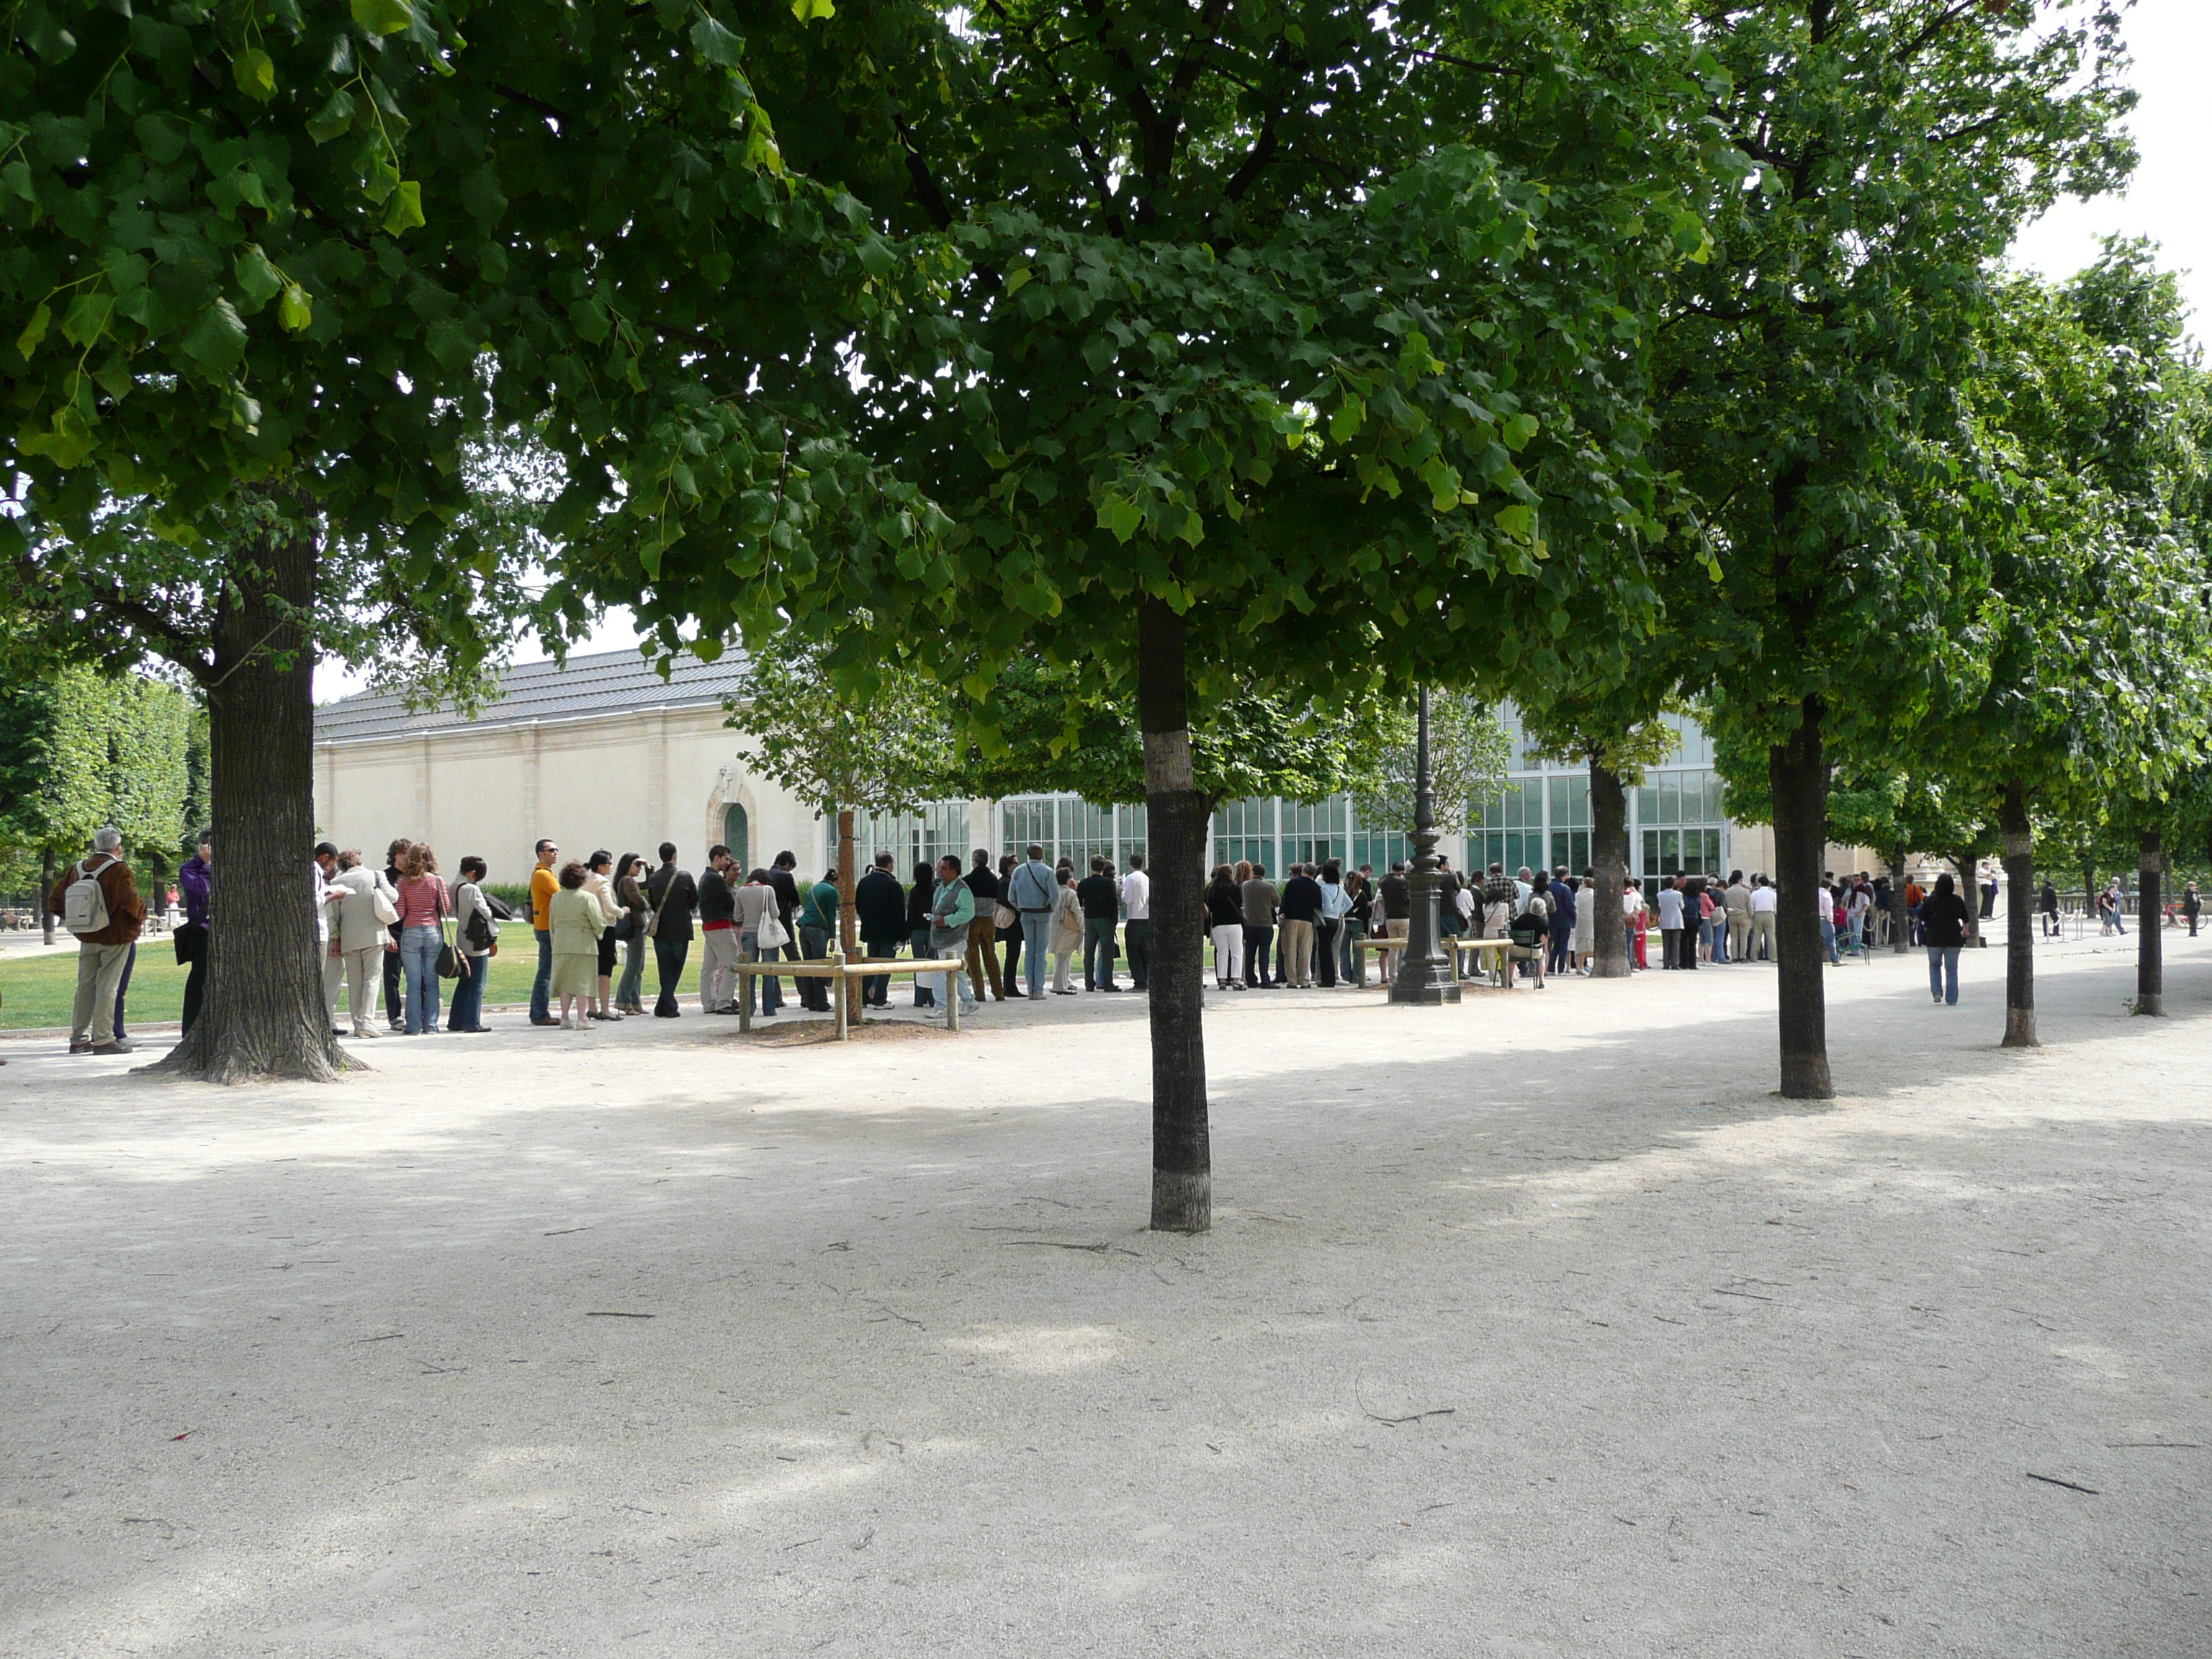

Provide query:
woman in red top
left=395, top=843, right=451, bottom=1035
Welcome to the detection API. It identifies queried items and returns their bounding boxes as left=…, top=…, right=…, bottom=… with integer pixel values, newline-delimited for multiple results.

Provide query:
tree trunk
left=1768, top=696, right=1833, bottom=1098
left=2000, top=781, right=2036, bottom=1047
left=1951, top=851, right=1980, bottom=948
left=2080, top=856, right=2095, bottom=929
left=1887, top=840, right=1911, bottom=954
left=1138, top=595, right=1209, bottom=1233
left=40, top=846, right=55, bottom=944
left=1588, top=756, right=1629, bottom=978
left=836, top=805, right=857, bottom=1025
left=2136, top=827, right=2162, bottom=1016
left=147, top=513, right=350, bottom=1083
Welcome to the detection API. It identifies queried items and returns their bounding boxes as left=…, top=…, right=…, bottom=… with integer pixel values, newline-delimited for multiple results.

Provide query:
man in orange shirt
left=529, top=838, right=560, bottom=1027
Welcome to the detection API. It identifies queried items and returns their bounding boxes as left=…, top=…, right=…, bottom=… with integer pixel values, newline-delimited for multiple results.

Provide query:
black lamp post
left=1390, top=686, right=1462, bottom=1006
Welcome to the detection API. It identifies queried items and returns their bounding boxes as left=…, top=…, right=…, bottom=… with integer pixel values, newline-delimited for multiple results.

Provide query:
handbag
left=757, top=902, right=788, bottom=950
left=370, top=876, right=400, bottom=926
left=992, top=899, right=1017, bottom=930
left=436, top=917, right=462, bottom=980
left=614, top=909, right=637, bottom=943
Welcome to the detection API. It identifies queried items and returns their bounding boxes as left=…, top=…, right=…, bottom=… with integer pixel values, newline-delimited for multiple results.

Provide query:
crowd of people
left=32, top=824, right=2206, bottom=1051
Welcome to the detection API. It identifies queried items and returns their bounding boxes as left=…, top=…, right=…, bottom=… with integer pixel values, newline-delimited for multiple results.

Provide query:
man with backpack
left=48, top=827, right=147, bottom=1056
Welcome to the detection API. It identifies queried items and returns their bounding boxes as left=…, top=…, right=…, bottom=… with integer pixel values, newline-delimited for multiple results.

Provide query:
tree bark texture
left=1887, top=840, right=1911, bottom=954
left=1952, top=853, right=1982, bottom=948
left=147, top=518, right=350, bottom=1083
left=2136, top=827, right=2162, bottom=1017
left=836, top=805, right=857, bottom=1026
left=1138, top=595, right=1210, bottom=1233
left=1768, top=698, right=1833, bottom=1099
left=1588, top=758, right=1629, bottom=978
left=2000, top=781, right=2036, bottom=1047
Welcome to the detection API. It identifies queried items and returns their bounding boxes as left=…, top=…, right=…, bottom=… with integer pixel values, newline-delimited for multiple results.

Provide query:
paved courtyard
left=2, top=932, right=2206, bottom=1657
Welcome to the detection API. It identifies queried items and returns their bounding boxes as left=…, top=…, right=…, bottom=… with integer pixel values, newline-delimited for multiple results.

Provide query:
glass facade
left=848, top=707, right=1738, bottom=880
left=837, top=801, right=974, bottom=876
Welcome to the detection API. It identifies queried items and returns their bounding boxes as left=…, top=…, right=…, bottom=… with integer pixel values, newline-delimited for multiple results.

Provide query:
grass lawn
left=0, top=945, right=593, bottom=1030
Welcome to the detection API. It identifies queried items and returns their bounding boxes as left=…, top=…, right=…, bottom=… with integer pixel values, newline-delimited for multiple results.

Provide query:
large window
left=1280, top=798, right=1346, bottom=870
left=1636, top=768, right=1725, bottom=877
left=1213, top=797, right=1275, bottom=872
left=721, top=803, right=750, bottom=872
left=845, top=802, right=971, bottom=876
left=1001, top=795, right=1139, bottom=871
left=1470, top=783, right=1541, bottom=876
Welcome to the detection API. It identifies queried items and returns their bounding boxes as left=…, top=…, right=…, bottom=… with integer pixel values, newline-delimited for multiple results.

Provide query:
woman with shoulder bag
left=395, top=843, right=452, bottom=1035
left=450, top=855, right=499, bottom=1032
left=907, top=860, right=938, bottom=1010
left=612, top=852, right=649, bottom=1014
left=734, top=867, right=786, bottom=1017
left=549, top=861, right=611, bottom=1030
left=583, top=850, right=624, bottom=1022
left=1048, top=866, right=1085, bottom=995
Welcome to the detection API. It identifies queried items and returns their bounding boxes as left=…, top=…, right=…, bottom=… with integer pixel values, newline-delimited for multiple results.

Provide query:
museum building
left=315, top=649, right=1807, bottom=884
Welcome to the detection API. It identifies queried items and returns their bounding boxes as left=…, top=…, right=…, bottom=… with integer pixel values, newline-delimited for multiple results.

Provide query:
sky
left=315, top=0, right=2212, bottom=704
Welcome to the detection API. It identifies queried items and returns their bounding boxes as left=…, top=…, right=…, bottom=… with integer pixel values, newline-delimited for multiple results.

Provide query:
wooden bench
left=733, top=953, right=971, bottom=1039
left=1352, top=933, right=1530, bottom=990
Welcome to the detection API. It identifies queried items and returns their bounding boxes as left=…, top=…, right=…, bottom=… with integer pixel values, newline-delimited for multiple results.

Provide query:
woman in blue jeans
left=1919, top=872, right=1972, bottom=1007
left=392, top=842, right=451, bottom=1034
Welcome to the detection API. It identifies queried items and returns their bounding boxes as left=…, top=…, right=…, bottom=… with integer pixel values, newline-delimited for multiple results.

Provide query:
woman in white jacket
left=1048, top=868, right=1085, bottom=995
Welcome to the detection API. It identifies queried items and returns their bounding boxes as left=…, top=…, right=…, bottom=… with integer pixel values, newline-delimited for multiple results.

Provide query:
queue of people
left=37, top=822, right=2200, bottom=1050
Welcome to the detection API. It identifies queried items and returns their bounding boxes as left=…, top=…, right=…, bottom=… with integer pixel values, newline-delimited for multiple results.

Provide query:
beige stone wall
left=1727, top=823, right=1884, bottom=881
left=315, top=707, right=830, bottom=884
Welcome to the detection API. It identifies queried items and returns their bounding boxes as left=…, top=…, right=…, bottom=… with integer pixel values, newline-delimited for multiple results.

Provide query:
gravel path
left=3, top=932, right=2206, bottom=1657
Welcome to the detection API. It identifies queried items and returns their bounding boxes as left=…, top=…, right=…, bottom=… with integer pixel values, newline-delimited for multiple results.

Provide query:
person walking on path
left=49, top=827, right=146, bottom=1055
left=1007, top=844, right=1058, bottom=1000
left=856, top=852, right=908, bottom=1008
left=905, top=860, right=938, bottom=1010
left=2041, top=877, right=2062, bottom=939
left=796, top=865, right=840, bottom=1013
left=177, top=832, right=212, bottom=1035
left=450, top=855, right=498, bottom=1033
left=1278, top=862, right=1323, bottom=987
left=1121, top=853, right=1152, bottom=992
left=647, top=843, right=698, bottom=1018
left=2182, top=881, right=2200, bottom=938
left=325, top=850, right=388, bottom=1038
left=528, top=838, right=560, bottom=1027
left=733, top=867, right=786, bottom=1017
left=2104, top=876, right=2128, bottom=937
left=697, top=844, right=742, bottom=1015
left=394, top=842, right=452, bottom=1035
left=962, top=849, right=1007, bottom=1002
left=613, top=853, right=650, bottom=1014
left=549, top=861, right=611, bottom=1030
left=926, top=853, right=978, bottom=1017
left=1240, top=863, right=1279, bottom=989
left=1077, top=855, right=1123, bottom=992
left=1920, top=872, right=1972, bottom=1007
left=382, top=837, right=411, bottom=1030
left=583, top=852, right=624, bottom=1022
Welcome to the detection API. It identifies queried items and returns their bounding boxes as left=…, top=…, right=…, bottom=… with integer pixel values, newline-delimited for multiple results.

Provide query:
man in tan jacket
left=48, top=827, right=147, bottom=1056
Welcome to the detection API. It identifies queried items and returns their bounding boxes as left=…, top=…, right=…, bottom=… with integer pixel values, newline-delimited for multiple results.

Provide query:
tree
left=1660, top=0, right=2134, bottom=1097
left=0, top=664, right=192, bottom=937
left=4, top=1, right=889, bottom=1076
left=1919, top=251, right=2212, bottom=1041
left=1350, top=693, right=1512, bottom=848
left=1522, top=698, right=1680, bottom=977
left=721, top=636, right=953, bottom=1021
left=574, top=1, right=1714, bottom=1230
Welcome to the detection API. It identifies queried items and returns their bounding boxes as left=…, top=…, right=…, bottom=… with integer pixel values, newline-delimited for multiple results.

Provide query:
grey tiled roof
left=314, top=647, right=751, bottom=745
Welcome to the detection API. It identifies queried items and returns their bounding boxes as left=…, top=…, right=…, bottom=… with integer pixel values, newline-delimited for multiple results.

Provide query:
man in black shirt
left=855, top=852, right=907, bottom=1007
left=382, top=837, right=410, bottom=1029
left=646, top=842, right=698, bottom=1017
left=696, top=845, right=739, bottom=1013
left=768, top=851, right=804, bottom=970
left=961, top=848, right=1006, bottom=1001
left=1278, top=863, right=1323, bottom=987
left=1076, top=855, right=1122, bottom=991
left=1376, top=861, right=1411, bottom=984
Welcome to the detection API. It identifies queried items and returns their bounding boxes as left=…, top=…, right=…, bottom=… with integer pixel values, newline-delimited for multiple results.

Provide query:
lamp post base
left=1388, top=957, right=1462, bottom=1005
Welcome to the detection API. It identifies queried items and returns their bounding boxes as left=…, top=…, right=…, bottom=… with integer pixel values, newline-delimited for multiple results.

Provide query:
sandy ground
left=1, top=930, right=2207, bottom=1658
